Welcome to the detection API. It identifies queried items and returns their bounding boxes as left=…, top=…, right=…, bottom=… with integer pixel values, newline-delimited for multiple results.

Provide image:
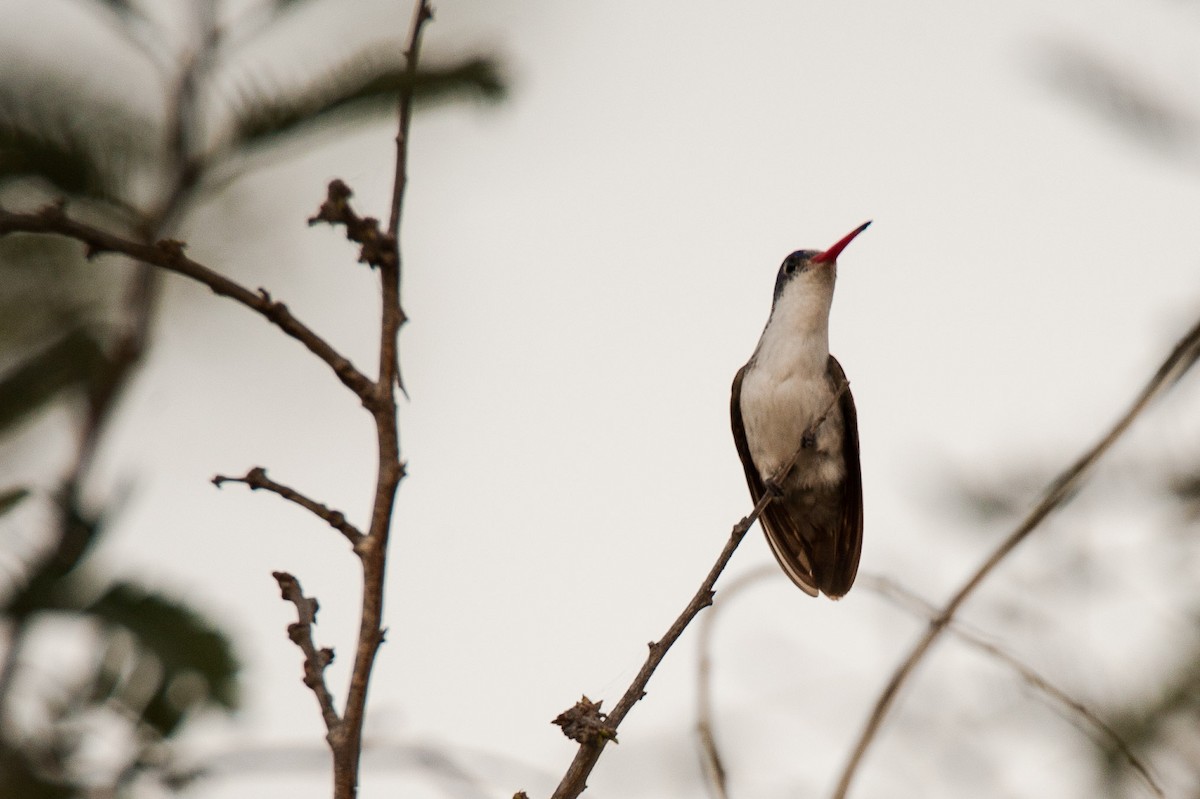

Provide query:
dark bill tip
left=811, top=220, right=872, bottom=264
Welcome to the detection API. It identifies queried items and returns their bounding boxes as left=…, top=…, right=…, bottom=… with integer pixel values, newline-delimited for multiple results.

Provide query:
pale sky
left=5, top=1, right=1200, bottom=798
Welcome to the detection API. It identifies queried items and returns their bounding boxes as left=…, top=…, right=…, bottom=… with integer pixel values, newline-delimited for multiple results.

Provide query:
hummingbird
left=730, top=221, right=869, bottom=599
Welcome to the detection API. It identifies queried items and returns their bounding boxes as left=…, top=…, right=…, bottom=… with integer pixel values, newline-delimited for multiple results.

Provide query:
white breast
left=738, top=274, right=844, bottom=487
left=740, top=366, right=845, bottom=487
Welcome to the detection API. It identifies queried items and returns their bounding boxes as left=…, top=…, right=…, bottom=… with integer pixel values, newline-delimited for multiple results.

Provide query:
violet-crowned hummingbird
left=730, top=221, right=869, bottom=599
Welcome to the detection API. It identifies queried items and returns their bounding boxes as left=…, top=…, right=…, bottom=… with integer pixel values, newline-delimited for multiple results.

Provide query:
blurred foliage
left=0, top=0, right=504, bottom=796
left=1029, top=19, right=1200, bottom=794
left=228, top=52, right=504, bottom=152
left=0, top=328, right=109, bottom=437
left=1036, top=38, right=1197, bottom=162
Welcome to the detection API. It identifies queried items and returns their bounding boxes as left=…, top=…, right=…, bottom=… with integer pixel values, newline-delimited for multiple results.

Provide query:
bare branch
left=831, top=315, right=1200, bottom=799
left=379, top=0, right=432, bottom=399
left=388, top=0, right=434, bottom=240
left=860, top=575, right=1165, bottom=799
left=324, top=4, right=432, bottom=797
left=213, top=467, right=365, bottom=551
left=546, top=381, right=850, bottom=799
left=273, top=571, right=341, bottom=735
left=0, top=204, right=375, bottom=401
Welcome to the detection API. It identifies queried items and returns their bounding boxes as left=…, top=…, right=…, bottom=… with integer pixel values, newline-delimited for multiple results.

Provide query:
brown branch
left=859, top=575, right=1165, bottom=799
left=388, top=0, right=433, bottom=241
left=546, top=380, right=850, bottom=799
left=273, top=571, right=341, bottom=735
left=381, top=0, right=430, bottom=398
left=308, top=180, right=397, bottom=273
left=213, top=467, right=365, bottom=551
left=323, top=3, right=432, bottom=796
left=0, top=204, right=374, bottom=402
left=831, top=315, right=1200, bottom=799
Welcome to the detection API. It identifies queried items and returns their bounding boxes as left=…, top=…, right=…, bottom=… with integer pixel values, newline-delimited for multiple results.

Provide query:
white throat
left=739, top=273, right=841, bottom=482
left=752, top=277, right=834, bottom=379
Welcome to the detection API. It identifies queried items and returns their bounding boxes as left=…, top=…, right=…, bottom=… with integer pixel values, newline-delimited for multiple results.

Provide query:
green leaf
left=228, top=52, right=505, bottom=151
left=0, top=327, right=108, bottom=437
left=88, top=582, right=240, bottom=736
left=0, top=486, right=29, bottom=517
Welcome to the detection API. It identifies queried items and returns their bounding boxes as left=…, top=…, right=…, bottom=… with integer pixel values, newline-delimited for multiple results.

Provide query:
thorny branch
left=316, top=3, right=432, bottom=796
left=213, top=467, right=365, bottom=551
left=546, top=381, right=850, bottom=799
left=831, top=314, right=1200, bottom=799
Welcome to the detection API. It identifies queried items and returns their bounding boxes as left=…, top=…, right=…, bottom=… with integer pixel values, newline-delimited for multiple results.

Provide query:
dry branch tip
left=553, top=696, right=617, bottom=745
left=308, top=179, right=397, bottom=270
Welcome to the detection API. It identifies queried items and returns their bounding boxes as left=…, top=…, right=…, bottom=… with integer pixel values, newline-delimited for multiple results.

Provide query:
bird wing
left=823, top=355, right=864, bottom=598
left=730, top=364, right=821, bottom=597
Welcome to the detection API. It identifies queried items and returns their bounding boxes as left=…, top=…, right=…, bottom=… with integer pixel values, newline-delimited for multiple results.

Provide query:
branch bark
left=831, top=315, right=1200, bottom=799
left=213, top=467, right=365, bottom=550
left=327, top=3, right=432, bottom=795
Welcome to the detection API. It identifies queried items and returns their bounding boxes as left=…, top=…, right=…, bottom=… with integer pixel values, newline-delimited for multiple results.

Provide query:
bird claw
left=801, top=430, right=817, bottom=449
left=764, top=478, right=785, bottom=498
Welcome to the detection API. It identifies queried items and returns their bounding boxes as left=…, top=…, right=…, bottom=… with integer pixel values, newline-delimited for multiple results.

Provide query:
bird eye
left=784, top=258, right=799, bottom=275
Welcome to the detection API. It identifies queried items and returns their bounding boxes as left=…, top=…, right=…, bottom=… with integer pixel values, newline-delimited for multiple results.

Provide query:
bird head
left=772, top=221, right=871, bottom=304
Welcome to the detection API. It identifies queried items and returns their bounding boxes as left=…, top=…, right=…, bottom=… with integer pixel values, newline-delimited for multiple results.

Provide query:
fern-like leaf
left=227, top=50, right=504, bottom=151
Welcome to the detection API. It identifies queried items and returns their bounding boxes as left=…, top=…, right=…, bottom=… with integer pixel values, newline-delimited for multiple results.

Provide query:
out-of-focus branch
left=831, top=315, right=1200, bottom=799
left=274, top=572, right=341, bottom=735
left=545, top=381, right=850, bottom=799
left=696, top=564, right=776, bottom=799
left=213, top=467, right=365, bottom=551
left=0, top=205, right=374, bottom=400
left=859, top=574, right=1165, bottom=799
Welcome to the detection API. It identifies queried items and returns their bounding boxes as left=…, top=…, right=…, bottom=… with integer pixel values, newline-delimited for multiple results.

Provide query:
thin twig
left=860, top=574, right=1165, bottom=799
left=388, top=0, right=432, bottom=241
left=0, top=205, right=374, bottom=401
left=696, top=564, right=777, bottom=799
left=384, top=0, right=430, bottom=397
left=213, top=467, right=365, bottom=550
left=831, top=315, right=1200, bottom=799
left=547, top=381, right=850, bottom=799
left=273, top=571, right=341, bottom=734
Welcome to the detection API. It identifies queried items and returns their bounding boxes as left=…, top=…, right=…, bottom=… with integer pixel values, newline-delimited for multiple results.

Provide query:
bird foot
left=764, top=478, right=786, bottom=498
left=801, top=430, right=817, bottom=449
